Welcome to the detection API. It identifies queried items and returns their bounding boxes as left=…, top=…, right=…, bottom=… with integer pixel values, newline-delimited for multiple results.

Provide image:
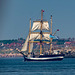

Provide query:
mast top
left=51, top=15, right=52, bottom=17
left=50, top=15, right=52, bottom=34
left=41, top=9, right=44, bottom=20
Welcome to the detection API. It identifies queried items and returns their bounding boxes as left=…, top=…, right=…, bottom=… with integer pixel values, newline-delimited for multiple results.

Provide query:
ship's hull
left=23, top=54, right=64, bottom=61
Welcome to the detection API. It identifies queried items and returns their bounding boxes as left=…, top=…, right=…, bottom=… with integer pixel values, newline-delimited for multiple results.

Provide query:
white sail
left=42, top=34, right=50, bottom=40
left=21, top=35, right=29, bottom=51
left=42, top=21, right=49, bottom=30
left=30, top=42, right=33, bottom=53
left=32, top=21, right=40, bottom=31
left=29, top=33, right=50, bottom=40
left=29, top=33, right=40, bottom=40
left=32, top=21, right=49, bottom=31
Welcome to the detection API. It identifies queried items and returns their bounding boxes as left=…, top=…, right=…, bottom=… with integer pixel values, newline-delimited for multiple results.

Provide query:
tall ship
left=17, top=10, right=64, bottom=61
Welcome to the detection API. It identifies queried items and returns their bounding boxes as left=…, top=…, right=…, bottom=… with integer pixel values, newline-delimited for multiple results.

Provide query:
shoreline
left=0, top=53, right=23, bottom=58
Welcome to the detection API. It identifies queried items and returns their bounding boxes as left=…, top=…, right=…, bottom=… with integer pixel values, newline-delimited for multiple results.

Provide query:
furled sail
left=32, top=21, right=49, bottom=31
left=21, top=35, right=29, bottom=51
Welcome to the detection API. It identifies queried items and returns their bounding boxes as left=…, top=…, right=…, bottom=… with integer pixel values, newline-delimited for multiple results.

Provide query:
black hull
left=23, top=54, right=64, bottom=61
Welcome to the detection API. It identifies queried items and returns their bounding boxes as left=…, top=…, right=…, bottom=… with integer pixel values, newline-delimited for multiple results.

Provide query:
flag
left=42, top=9, right=44, bottom=12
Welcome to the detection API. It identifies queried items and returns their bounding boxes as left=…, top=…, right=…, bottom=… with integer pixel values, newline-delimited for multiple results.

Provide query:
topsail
left=32, top=21, right=49, bottom=31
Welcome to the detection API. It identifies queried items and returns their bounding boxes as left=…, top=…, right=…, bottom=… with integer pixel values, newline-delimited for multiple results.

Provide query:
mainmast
left=40, top=10, right=44, bottom=54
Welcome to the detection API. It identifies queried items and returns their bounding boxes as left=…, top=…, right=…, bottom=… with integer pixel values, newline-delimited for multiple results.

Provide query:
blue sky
left=0, top=0, right=75, bottom=40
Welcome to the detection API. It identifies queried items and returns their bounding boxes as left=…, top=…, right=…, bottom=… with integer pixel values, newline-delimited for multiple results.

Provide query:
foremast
left=28, top=18, right=31, bottom=54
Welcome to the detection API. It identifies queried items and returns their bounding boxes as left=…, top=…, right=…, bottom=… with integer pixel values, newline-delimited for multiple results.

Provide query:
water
left=0, top=57, right=75, bottom=75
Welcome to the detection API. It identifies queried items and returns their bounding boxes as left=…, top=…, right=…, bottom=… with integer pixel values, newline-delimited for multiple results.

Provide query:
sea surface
left=0, top=57, right=75, bottom=75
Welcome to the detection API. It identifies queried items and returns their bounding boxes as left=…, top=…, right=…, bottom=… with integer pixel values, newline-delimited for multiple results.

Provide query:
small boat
left=17, top=10, right=64, bottom=61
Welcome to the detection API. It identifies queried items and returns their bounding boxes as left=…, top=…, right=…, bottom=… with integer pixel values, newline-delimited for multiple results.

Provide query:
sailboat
left=17, top=10, right=64, bottom=61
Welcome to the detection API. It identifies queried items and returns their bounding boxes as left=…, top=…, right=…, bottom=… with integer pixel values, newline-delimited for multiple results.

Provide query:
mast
left=50, top=15, right=52, bottom=54
left=50, top=15, right=52, bottom=34
left=40, top=10, right=43, bottom=54
left=28, top=18, right=31, bottom=54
